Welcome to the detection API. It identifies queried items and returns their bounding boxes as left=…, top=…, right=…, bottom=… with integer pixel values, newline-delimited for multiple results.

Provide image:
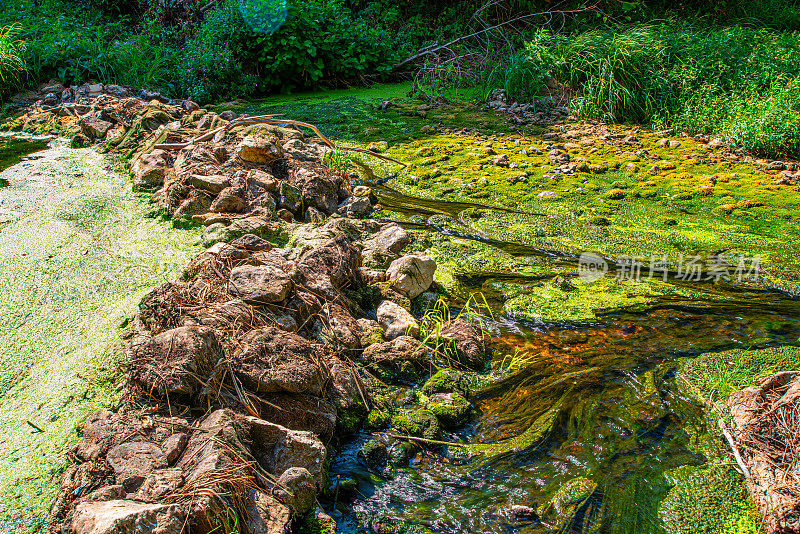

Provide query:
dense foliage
left=2, top=0, right=800, bottom=155
left=515, top=24, right=800, bottom=156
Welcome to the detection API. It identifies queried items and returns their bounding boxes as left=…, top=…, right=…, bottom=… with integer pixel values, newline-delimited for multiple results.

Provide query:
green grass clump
left=515, top=23, right=800, bottom=157
left=0, top=24, right=26, bottom=97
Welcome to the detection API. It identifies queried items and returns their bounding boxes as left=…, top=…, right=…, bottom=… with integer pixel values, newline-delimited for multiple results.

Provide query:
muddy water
left=328, top=288, right=800, bottom=533
left=0, top=136, right=202, bottom=531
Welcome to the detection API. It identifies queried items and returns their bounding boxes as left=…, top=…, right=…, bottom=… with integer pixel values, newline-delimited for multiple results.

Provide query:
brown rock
left=440, top=318, right=486, bottom=370
left=128, top=326, right=222, bottom=397
left=233, top=326, right=329, bottom=395
left=81, top=116, right=113, bottom=139
left=190, top=174, right=230, bottom=194
left=297, top=235, right=361, bottom=289
left=131, top=150, right=169, bottom=189
left=72, top=500, right=185, bottom=534
left=236, top=135, right=282, bottom=163
left=362, top=336, right=431, bottom=383
left=228, top=262, right=294, bottom=304
left=134, top=468, right=184, bottom=502
left=106, top=442, right=168, bottom=492
left=210, top=187, right=247, bottom=213
left=160, top=433, right=188, bottom=464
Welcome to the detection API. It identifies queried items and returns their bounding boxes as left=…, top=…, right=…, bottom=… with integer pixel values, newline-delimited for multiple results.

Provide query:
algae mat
left=0, top=136, right=203, bottom=532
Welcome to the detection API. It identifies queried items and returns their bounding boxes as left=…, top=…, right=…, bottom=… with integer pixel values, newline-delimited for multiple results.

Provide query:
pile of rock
left=486, top=88, right=571, bottom=125
left=4, top=85, right=491, bottom=534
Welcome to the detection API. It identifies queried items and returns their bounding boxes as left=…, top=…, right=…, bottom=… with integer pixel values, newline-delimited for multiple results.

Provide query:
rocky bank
left=3, top=83, right=490, bottom=534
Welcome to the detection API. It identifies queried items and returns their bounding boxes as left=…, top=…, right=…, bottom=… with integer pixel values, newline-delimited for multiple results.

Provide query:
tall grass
left=0, top=24, right=26, bottom=96
left=492, top=24, right=800, bottom=157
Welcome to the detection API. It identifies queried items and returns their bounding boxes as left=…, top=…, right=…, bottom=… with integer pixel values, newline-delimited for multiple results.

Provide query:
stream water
left=326, top=183, right=800, bottom=533
left=327, top=288, right=800, bottom=534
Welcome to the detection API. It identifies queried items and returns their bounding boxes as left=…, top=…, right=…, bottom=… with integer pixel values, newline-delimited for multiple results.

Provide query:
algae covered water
left=0, top=136, right=202, bottom=532
left=327, top=288, right=800, bottom=533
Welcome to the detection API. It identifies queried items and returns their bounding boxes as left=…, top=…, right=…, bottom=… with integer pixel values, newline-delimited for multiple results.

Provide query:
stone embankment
left=4, top=83, right=488, bottom=534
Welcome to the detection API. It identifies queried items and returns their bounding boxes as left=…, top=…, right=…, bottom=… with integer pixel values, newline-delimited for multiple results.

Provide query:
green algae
left=0, top=136, right=49, bottom=175
left=0, top=140, right=202, bottom=532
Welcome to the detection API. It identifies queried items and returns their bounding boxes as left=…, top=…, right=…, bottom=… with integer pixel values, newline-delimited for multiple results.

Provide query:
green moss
left=298, top=508, right=337, bottom=534
left=391, top=409, right=441, bottom=440
left=365, top=409, right=391, bottom=431
left=421, top=368, right=472, bottom=397
left=426, top=392, right=471, bottom=428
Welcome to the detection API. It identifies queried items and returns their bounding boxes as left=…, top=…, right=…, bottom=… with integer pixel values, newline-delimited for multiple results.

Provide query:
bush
left=176, top=0, right=401, bottom=102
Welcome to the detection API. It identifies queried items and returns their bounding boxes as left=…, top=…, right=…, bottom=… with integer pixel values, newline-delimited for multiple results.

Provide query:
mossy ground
left=0, top=139, right=202, bottom=532
left=657, top=347, right=800, bottom=534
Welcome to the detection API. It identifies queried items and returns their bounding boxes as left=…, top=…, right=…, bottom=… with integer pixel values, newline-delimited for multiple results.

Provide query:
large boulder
left=228, top=258, right=295, bottom=304
left=190, top=174, right=230, bottom=194
left=236, top=135, right=282, bottom=163
left=232, top=327, right=329, bottom=396
left=72, top=500, right=185, bottom=534
left=282, top=139, right=329, bottom=161
left=386, top=255, right=436, bottom=298
left=106, top=442, right=168, bottom=492
left=362, top=336, right=431, bottom=383
left=131, top=150, right=170, bottom=189
left=297, top=235, right=361, bottom=289
left=209, top=187, right=247, bottom=213
left=128, top=326, right=222, bottom=397
left=291, top=168, right=340, bottom=215
left=81, top=116, right=114, bottom=139
left=376, top=300, right=419, bottom=340
left=440, top=318, right=486, bottom=370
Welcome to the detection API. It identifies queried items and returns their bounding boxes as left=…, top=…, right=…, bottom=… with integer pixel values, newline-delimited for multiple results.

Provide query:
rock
left=160, top=433, right=188, bottom=464
left=179, top=409, right=327, bottom=487
left=131, top=150, right=169, bottom=189
left=368, top=224, right=410, bottom=255
left=247, top=171, right=277, bottom=194
left=427, top=392, right=471, bottom=428
left=128, top=326, right=222, bottom=397
left=669, top=140, right=681, bottom=149
left=233, top=327, right=328, bottom=395
left=767, top=161, right=787, bottom=171
left=548, top=149, right=569, bottom=165
left=182, top=100, right=199, bottom=112
left=236, top=135, right=282, bottom=163
left=282, top=139, right=329, bottom=161
left=172, top=192, right=212, bottom=223
left=292, top=168, right=341, bottom=215
left=42, top=92, right=58, bottom=106
left=274, top=467, right=317, bottom=514
left=391, top=409, right=440, bottom=440
left=134, top=468, right=184, bottom=502
left=209, top=187, right=247, bottom=213
left=338, top=195, right=372, bottom=218
left=439, top=318, right=486, bottom=370
left=304, top=206, right=326, bottom=223
left=72, top=500, right=185, bottom=534
left=84, top=485, right=126, bottom=503
left=230, top=234, right=271, bottom=251
left=385, top=255, right=436, bottom=299
left=421, top=368, right=472, bottom=397
left=228, top=261, right=294, bottom=304
left=190, top=174, right=230, bottom=194
left=511, top=505, right=539, bottom=521
left=360, top=439, right=389, bottom=469
left=106, top=442, right=168, bottom=492
left=319, top=302, right=361, bottom=349
left=296, top=235, right=360, bottom=289
left=104, top=85, right=134, bottom=99
left=377, top=300, right=419, bottom=340
left=138, top=89, right=170, bottom=103
left=657, top=138, right=670, bottom=147
left=538, top=191, right=559, bottom=199
left=246, top=490, right=292, bottom=534
left=279, top=181, right=302, bottom=213
left=362, top=336, right=430, bottom=383
left=493, top=154, right=509, bottom=167
left=40, top=79, right=64, bottom=94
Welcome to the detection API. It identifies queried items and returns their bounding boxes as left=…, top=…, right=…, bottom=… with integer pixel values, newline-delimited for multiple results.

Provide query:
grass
left=0, top=24, right=26, bottom=97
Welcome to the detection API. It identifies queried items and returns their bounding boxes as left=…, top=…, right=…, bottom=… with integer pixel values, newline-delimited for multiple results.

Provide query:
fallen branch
left=395, top=8, right=592, bottom=68
left=27, top=420, right=45, bottom=433
left=337, top=145, right=407, bottom=167
left=719, top=418, right=750, bottom=479
left=381, top=431, right=470, bottom=448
